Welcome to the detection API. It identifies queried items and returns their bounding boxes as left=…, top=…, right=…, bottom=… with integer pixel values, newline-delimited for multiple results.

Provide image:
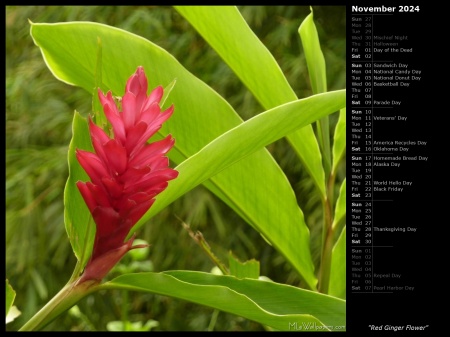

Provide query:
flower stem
left=18, top=278, right=99, bottom=331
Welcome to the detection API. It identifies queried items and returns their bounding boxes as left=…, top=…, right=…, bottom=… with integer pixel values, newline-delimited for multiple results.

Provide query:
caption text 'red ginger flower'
left=75, top=66, right=178, bottom=283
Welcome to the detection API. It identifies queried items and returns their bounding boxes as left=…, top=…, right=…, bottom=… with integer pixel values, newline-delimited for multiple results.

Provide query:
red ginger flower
left=75, top=66, right=178, bottom=283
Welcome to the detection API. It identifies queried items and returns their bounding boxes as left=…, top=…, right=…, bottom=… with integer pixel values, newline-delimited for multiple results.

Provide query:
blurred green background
left=5, top=5, right=345, bottom=331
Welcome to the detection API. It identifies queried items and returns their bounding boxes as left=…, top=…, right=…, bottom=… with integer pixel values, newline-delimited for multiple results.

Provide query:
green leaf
left=6, top=279, right=21, bottom=324
left=228, top=253, right=259, bottom=279
left=144, top=91, right=345, bottom=214
left=6, top=279, right=16, bottom=316
left=29, top=21, right=337, bottom=289
left=332, top=108, right=346, bottom=175
left=299, top=7, right=327, bottom=94
left=299, top=7, right=331, bottom=176
left=329, top=227, right=346, bottom=300
left=102, top=271, right=346, bottom=331
left=63, top=111, right=95, bottom=268
left=142, top=90, right=346, bottom=290
left=175, top=5, right=328, bottom=198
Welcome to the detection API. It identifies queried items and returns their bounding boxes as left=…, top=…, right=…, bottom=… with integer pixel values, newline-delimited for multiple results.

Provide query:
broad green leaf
left=175, top=6, right=327, bottom=198
left=143, top=92, right=346, bottom=216
left=102, top=271, right=346, bottom=331
left=229, top=253, right=260, bottom=279
left=142, top=90, right=345, bottom=290
left=166, top=271, right=345, bottom=328
left=299, top=7, right=331, bottom=176
left=64, top=112, right=95, bottom=268
left=6, top=279, right=15, bottom=316
left=29, top=21, right=326, bottom=288
left=332, top=108, right=346, bottom=175
left=329, top=227, right=346, bottom=300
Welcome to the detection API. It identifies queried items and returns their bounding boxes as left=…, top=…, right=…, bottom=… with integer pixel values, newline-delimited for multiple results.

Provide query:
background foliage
left=5, top=5, right=345, bottom=331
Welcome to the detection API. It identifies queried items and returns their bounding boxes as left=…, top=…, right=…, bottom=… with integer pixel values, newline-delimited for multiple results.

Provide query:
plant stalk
left=18, top=278, right=99, bottom=331
left=318, top=196, right=334, bottom=294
